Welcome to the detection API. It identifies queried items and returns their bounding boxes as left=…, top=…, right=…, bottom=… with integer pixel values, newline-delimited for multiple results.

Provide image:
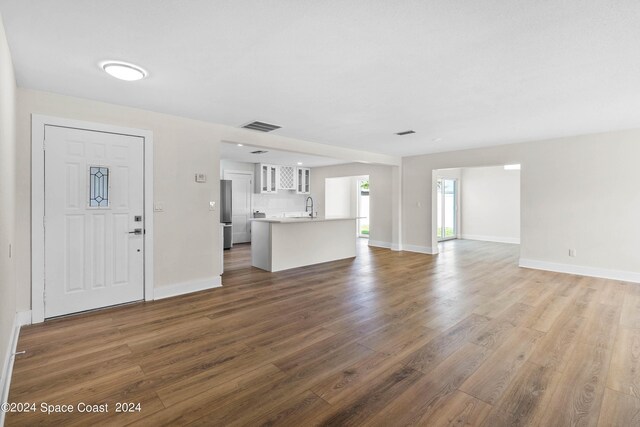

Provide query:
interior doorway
left=224, top=170, right=253, bottom=244
left=431, top=165, right=521, bottom=258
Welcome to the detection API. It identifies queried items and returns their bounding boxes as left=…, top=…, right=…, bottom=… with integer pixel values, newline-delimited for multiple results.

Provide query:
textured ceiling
left=2, top=0, right=640, bottom=156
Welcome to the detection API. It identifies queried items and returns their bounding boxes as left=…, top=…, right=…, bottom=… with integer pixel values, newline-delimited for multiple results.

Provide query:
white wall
left=16, top=90, right=222, bottom=305
left=220, top=159, right=254, bottom=178
left=403, top=130, right=640, bottom=281
left=460, top=166, right=520, bottom=244
left=311, top=163, right=397, bottom=248
left=0, top=11, right=17, bottom=401
left=325, top=177, right=355, bottom=218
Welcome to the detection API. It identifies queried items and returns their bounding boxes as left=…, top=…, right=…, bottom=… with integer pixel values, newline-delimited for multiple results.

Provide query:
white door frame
left=31, top=114, right=154, bottom=323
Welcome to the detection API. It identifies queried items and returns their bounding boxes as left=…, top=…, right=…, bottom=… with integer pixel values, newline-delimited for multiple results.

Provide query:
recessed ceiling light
left=237, top=144, right=244, bottom=147
left=504, top=164, right=521, bottom=170
left=100, top=61, right=147, bottom=81
left=297, top=162, right=303, bottom=165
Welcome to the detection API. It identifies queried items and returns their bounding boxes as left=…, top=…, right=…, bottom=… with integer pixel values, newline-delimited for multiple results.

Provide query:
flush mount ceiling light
left=237, top=144, right=244, bottom=147
left=297, top=162, right=303, bottom=165
left=504, top=164, right=521, bottom=170
left=100, top=61, right=147, bottom=81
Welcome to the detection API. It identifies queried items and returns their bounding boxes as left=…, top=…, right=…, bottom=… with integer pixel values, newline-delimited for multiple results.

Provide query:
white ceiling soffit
left=2, top=1, right=640, bottom=157
left=220, top=143, right=349, bottom=168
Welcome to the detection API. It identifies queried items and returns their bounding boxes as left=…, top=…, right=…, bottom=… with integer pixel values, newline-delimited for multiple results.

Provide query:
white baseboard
left=519, top=258, right=640, bottom=284
left=154, top=276, right=222, bottom=300
left=368, top=240, right=392, bottom=249
left=402, top=244, right=436, bottom=255
left=462, top=234, right=520, bottom=244
left=391, top=243, right=402, bottom=251
left=1, top=312, right=25, bottom=426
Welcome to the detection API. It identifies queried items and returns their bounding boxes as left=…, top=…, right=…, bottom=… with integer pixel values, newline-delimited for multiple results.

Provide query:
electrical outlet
left=569, top=249, right=576, bottom=257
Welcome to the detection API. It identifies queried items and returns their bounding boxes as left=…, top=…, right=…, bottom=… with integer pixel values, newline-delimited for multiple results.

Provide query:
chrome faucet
left=305, top=196, right=314, bottom=217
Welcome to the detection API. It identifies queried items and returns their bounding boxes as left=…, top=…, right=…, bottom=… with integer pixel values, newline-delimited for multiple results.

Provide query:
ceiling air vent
left=250, top=150, right=269, bottom=155
left=242, top=121, right=281, bottom=132
left=396, top=130, right=415, bottom=136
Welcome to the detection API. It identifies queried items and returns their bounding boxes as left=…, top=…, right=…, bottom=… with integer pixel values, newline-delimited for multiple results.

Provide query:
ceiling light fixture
left=297, top=162, right=303, bottom=165
left=504, top=164, right=521, bottom=170
left=100, top=61, right=147, bottom=81
left=237, top=144, right=244, bottom=147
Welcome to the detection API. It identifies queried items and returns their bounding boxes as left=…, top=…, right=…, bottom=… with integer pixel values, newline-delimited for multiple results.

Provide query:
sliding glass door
left=437, top=178, right=457, bottom=241
left=357, top=179, right=370, bottom=237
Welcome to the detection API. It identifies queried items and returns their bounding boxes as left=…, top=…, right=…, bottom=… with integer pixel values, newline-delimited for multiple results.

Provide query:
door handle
left=128, top=228, right=143, bottom=235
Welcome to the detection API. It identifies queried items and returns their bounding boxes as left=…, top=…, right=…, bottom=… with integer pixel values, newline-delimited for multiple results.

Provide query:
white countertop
left=250, top=216, right=358, bottom=224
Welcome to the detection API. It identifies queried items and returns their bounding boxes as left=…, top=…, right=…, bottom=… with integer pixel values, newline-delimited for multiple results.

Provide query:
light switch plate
left=195, top=173, right=207, bottom=183
left=154, top=202, right=164, bottom=212
left=209, top=201, right=216, bottom=211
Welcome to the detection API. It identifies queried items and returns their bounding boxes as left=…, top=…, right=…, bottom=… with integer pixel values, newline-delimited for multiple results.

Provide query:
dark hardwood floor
left=6, top=239, right=640, bottom=426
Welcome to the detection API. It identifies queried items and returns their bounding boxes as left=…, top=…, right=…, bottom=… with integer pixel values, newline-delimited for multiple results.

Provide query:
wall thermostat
left=195, top=173, right=207, bottom=183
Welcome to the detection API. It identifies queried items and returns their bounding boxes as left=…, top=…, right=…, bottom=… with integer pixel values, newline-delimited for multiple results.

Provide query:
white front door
left=225, top=171, right=252, bottom=243
left=44, top=125, right=144, bottom=318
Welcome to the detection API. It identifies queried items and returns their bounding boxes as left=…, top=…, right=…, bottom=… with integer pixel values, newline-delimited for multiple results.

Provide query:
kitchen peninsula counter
left=250, top=217, right=357, bottom=272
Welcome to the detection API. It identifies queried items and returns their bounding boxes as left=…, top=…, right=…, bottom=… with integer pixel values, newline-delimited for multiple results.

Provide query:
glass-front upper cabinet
left=255, top=163, right=279, bottom=194
left=296, top=167, right=311, bottom=194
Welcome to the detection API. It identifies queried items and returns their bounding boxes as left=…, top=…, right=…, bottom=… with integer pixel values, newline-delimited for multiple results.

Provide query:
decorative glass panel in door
left=89, top=166, right=109, bottom=207
left=304, top=169, right=310, bottom=193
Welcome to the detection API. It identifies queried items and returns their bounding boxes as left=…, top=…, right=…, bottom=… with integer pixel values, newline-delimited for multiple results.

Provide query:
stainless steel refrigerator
left=220, top=180, right=233, bottom=249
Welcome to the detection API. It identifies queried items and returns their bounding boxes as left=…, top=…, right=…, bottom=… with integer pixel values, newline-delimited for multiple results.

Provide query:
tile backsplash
left=252, top=192, right=308, bottom=217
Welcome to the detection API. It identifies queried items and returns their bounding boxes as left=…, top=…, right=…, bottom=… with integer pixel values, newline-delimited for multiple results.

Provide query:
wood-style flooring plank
left=537, top=303, right=620, bottom=427
left=607, top=327, right=640, bottom=398
left=460, top=327, right=544, bottom=405
left=597, top=388, right=640, bottom=427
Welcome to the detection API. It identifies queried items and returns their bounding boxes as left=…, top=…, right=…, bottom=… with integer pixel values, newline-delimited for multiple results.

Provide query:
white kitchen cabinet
left=278, top=165, right=296, bottom=190
left=255, top=164, right=279, bottom=194
left=296, top=167, right=311, bottom=194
